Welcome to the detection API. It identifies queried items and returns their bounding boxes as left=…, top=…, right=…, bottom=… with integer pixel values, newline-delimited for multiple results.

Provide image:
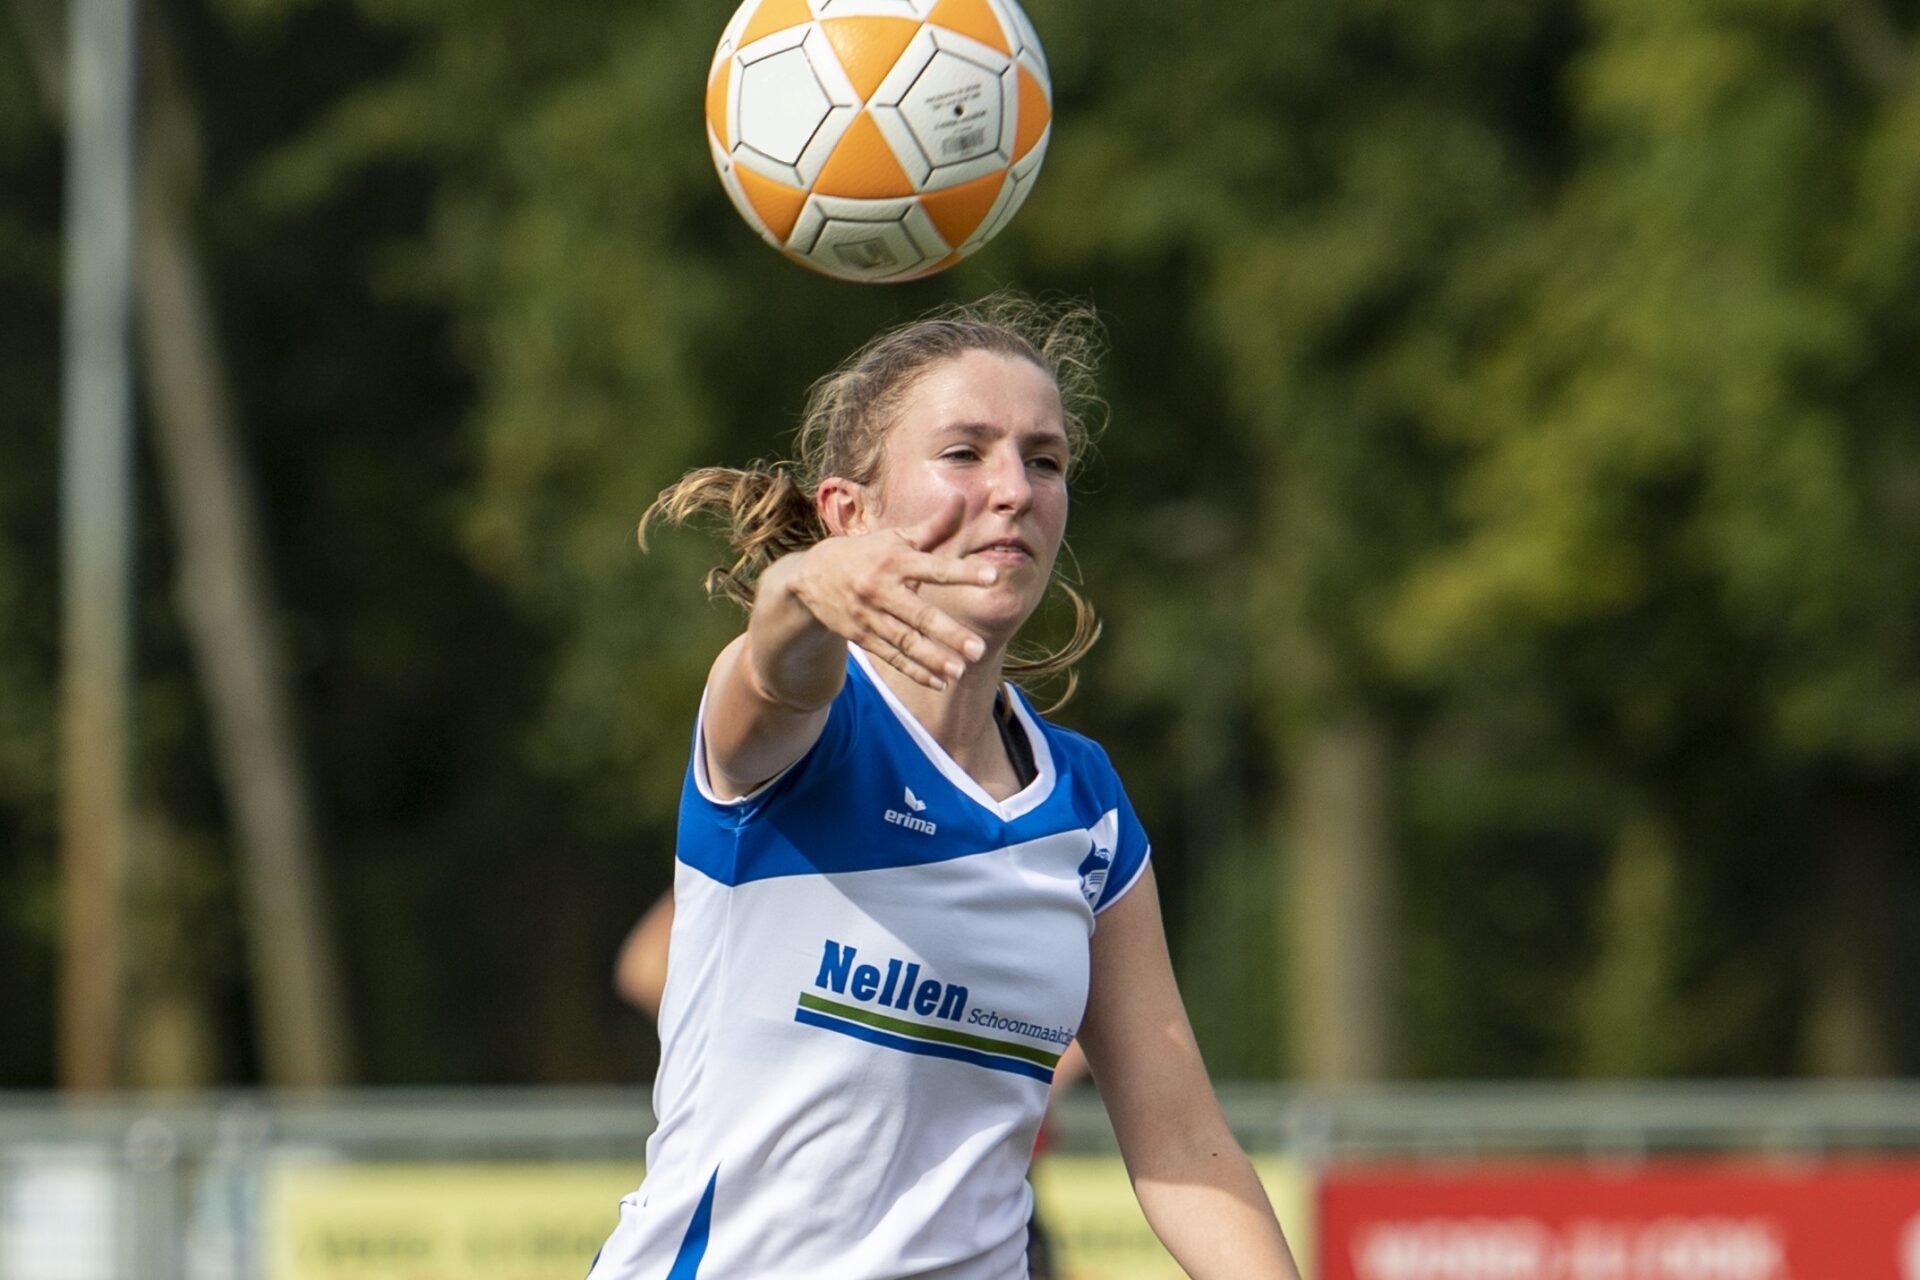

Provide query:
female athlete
left=589, top=296, right=1300, bottom=1279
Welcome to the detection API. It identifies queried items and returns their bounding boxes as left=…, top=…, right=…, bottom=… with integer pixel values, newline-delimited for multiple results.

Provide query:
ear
left=818, top=478, right=871, bottom=537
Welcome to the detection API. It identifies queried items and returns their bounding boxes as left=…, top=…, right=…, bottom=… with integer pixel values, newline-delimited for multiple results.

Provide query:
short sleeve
left=686, top=677, right=859, bottom=827
left=1091, top=775, right=1152, bottom=917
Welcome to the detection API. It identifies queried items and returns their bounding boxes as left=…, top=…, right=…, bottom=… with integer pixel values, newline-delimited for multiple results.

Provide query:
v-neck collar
left=849, top=645, right=1056, bottom=823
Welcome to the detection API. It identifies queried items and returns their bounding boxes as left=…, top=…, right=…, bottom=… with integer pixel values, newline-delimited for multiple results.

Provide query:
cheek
left=1039, top=487, right=1069, bottom=537
left=868, top=468, right=964, bottom=531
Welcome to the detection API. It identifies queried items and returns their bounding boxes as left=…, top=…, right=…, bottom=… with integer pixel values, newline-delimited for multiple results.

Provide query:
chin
left=974, top=590, right=1046, bottom=640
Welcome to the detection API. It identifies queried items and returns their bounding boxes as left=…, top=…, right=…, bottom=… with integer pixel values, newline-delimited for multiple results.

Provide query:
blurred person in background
left=590, top=295, right=1297, bottom=1280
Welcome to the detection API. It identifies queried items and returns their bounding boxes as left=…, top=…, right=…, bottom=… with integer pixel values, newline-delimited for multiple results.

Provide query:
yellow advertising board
left=262, top=1162, right=638, bottom=1280
left=1032, top=1154, right=1315, bottom=1280
left=264, top=1155, right=1313, bottom=1280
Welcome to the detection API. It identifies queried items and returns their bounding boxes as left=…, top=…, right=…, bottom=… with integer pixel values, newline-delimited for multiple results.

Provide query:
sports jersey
left=589, top=646, right=1152, bottom=1280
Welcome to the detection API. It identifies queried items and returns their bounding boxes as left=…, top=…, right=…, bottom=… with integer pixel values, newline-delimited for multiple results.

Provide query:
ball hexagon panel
left=866, top=26, right=1013, bottom=192
left=731, top=25, right=859, bottom=188
left=737, top=46, right=828, bottom=166
left=899, top=48, right=1006, bottom=169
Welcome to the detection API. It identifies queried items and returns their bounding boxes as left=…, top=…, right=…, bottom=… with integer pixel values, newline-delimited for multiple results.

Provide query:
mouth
left=967, top=538, right=1034, bottom=564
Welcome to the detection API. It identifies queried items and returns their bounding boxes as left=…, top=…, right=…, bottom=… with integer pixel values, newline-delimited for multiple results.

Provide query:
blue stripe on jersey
left=665, top=1167, right=718, bottom=1280
left=680, top=655, right=1152, bottom=895
left=794, top=1007, right=1056, bottom=1083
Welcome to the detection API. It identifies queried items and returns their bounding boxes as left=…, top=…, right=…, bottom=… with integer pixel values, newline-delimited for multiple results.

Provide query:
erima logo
left=1078, top=809, right=1121, bottom=909
left=886, top=786, right=936, bottom=835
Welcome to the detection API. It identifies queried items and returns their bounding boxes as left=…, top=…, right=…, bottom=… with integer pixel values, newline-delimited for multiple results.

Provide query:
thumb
left=900, top=490, right=967, bottom=553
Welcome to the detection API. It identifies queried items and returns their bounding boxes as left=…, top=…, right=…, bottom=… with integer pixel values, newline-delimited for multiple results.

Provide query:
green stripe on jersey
left=796, top=992, right=1062, bottom=1069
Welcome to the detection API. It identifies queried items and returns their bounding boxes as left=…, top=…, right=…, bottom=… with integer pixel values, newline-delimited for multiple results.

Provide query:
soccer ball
left=705, top=0, right=1052, bottom=283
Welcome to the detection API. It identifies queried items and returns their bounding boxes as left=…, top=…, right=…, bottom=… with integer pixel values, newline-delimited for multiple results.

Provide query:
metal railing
left=6, top=1082, right=1920, bottom=1280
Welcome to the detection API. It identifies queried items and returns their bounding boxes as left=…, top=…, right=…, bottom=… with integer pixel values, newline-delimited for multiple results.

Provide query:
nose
left=987, top=447, right=1032, bottom=513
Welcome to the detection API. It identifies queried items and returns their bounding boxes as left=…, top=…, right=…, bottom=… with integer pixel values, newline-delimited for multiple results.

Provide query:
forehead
left=891, top=350, right=1065, bottom=439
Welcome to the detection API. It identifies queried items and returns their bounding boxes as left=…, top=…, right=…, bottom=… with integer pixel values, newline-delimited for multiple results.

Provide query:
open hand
left=788, top=493, right=998, bottom=690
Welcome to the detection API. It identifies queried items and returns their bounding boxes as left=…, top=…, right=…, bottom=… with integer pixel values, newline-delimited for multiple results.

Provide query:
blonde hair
left=641, top=293, right=1104, bottom=705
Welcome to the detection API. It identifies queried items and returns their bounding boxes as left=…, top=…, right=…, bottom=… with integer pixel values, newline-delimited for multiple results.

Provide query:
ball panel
left=733, top=162, right=811, bottom=244
left=791, top=195, right=949, bottom=281
left=811, top=111, right=917, bottom=199
left=740, top=0, right=814, bottom=48
left=716, top=152, right=788, bottom=252
left=898, top=48, right=1005, bottom=171
left=818, top=16, right=923, bottom=100
left=917, top=169, right=1006, bottom=247
left=812, top=218, right=941, bottom=279
left=706, top=60, right=733, bottom=150
left=990, top=0, right=1045, bottom=73
left=866, top=106, right=933, bottom=189
left=1012, top=62, right=1049, bottom=163
left=923, top=0, right=1010, bottom=57
left=736, top=45, right=833, bottom=168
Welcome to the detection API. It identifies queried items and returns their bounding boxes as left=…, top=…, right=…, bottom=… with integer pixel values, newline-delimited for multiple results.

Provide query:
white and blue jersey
left=589, top=646, right=1151, bottom=1280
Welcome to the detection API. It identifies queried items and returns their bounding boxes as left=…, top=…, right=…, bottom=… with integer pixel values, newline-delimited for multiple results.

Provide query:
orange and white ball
left=706, top=0, right=1052, bottom=282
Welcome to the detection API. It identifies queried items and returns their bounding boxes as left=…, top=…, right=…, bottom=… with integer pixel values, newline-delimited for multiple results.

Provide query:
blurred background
left=5, top=0, right=1920, bottom=1275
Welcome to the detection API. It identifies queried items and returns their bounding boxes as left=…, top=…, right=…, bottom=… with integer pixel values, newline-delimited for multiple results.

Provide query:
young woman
left=589, top=297, right=1299, bottom=1280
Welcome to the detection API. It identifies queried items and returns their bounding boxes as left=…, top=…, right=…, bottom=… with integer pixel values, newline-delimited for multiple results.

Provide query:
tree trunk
left=1577, top=812, right=1684, bottom=1077
left=1284, top=714, right=1397, bottom=1082
left=18, top=0, right=134, bottom=1094
left=11, top=0, right=356, bottom=1085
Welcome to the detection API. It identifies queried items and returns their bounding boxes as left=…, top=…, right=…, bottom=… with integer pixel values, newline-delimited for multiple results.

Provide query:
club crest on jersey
left=1078, top=809, right=1122, bottom=909
left=885, top=786, right=937, bottom=835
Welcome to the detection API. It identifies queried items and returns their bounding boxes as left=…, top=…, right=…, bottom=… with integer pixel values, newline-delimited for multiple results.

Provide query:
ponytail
left=638, top=464, right=823, bottom=611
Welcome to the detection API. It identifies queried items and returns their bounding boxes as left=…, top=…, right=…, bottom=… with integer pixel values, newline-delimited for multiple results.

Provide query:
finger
left=884, top=591, right=986, bottom=667
left=900, top=550, right=999, bottom=589
left=859, top=629, right=951, bottom=691
left=899, top=490, right=967, bottom=554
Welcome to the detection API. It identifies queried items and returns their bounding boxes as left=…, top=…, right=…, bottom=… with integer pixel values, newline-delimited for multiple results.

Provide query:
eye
left=1028, top=453, right=1066, bottom=474
left=939, top=446, right=981, bottom=463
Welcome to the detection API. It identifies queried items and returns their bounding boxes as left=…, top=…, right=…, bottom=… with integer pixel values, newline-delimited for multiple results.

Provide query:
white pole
left=58, top=0, right=138, bottom=1091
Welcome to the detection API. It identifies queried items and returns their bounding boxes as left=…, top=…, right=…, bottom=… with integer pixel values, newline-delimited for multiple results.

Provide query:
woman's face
left=841, top=349, right=1070, bottom=643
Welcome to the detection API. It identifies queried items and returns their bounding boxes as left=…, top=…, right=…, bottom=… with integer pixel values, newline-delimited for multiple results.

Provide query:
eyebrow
left=935, top=421, right=1070, bottom=449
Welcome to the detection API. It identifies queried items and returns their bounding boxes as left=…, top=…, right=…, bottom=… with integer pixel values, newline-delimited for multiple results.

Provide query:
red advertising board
left=1319, top=1162, right=1920, bottom=1280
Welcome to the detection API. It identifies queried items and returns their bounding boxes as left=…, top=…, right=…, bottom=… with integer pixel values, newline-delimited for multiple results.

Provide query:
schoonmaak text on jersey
left=797, top=939, right=1076, bottom=1082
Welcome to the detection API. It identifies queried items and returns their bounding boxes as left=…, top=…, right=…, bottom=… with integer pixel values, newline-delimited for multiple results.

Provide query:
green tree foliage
left=6, top=0, right=1920, bottom=1085
left=1389, top=0, right=1920, bottom=1074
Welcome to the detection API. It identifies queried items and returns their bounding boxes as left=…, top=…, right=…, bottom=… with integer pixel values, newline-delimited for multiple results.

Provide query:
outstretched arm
left=1077, top=869, right=1301, bottom=1279
left=701, top=494, right=996, bottom=799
